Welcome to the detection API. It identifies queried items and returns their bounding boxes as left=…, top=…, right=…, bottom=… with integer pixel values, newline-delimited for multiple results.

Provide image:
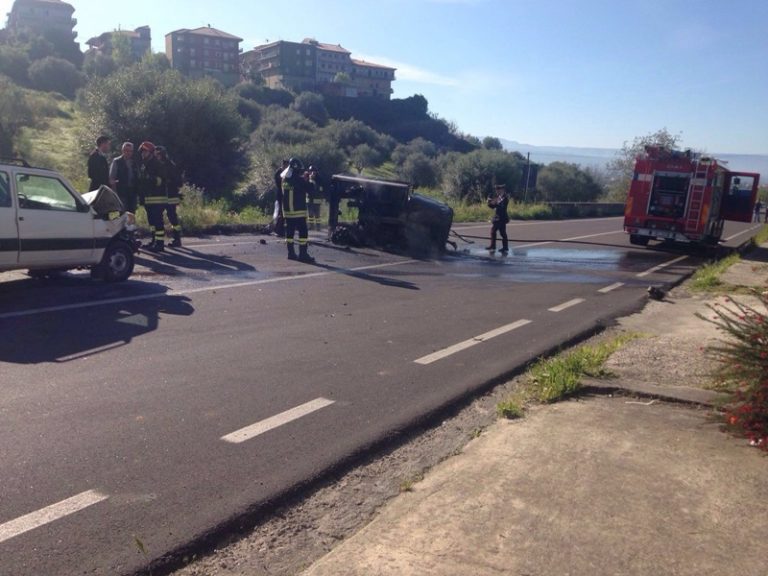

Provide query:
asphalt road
left=0, top=217, right=762, bottom=576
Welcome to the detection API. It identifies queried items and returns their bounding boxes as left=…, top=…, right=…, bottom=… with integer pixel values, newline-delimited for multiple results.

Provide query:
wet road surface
left=0, top=217, right=762, bottom=575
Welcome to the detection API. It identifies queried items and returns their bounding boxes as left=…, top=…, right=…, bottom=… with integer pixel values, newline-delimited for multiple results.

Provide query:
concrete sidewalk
left=303, top=247, right=768, bottom=576
left=303, top=397, right=768, bottom=576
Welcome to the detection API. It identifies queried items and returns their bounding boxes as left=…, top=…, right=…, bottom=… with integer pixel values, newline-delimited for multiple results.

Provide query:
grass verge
left=496, top=333, right=642, bottom=417
left=689, top=254, right=741, bottom=292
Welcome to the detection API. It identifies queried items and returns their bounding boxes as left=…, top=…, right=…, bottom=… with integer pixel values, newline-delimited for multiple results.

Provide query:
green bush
left=702, top=292, right=768, bottom=451
left=28, top=56, right=84, bottom=98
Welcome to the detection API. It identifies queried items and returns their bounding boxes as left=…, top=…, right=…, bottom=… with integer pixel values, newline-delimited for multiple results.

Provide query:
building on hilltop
left=242, top=38, right=396, bottom=99
left=86, top=26, right=151, bottom=62
left=165, top=25, right=243, bottom=87
left=5, top=0, right=77, bottom=39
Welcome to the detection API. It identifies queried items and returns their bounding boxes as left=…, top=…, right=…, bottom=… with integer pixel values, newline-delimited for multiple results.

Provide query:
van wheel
left=629, top=234, right=650, bottom=246
left=99, top=241, right=134, bottom=282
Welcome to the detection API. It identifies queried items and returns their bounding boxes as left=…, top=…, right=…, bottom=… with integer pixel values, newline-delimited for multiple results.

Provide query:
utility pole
left=524, top=152, right=531, bottom=203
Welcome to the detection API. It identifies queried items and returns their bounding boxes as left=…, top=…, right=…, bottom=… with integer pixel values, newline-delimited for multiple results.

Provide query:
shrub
left=702, top=292, right=768, bottom=450
left=28, top=56, right=84, bottom=98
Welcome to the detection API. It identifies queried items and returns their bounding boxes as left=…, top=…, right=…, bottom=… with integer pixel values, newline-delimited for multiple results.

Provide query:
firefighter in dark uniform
left=154, top=146, right=183, bottom=248
left=136, top=141, right=165, bottom=252
left=281, top=157, right=315, bottom=263
left=486, top=184, right=510, bottom=254
left=307, top=165, right=324, bottom=231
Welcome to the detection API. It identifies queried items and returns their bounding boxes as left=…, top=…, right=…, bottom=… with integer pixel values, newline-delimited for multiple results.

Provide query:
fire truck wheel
left=629, top=234, right=650, bottom=247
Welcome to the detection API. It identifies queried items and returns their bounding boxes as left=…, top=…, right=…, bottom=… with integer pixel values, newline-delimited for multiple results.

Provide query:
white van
left=0, top=159, right=136, bottom=282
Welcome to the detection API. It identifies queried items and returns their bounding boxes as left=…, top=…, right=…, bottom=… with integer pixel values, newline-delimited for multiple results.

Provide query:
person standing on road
left=281, top=157, right=315, bottom=263
left=307, top=165, right=324, bottom=231
left=272, top=159, right=288, bottom=236
left=109, top=142, right=137, bottom=213
left=486, top=184, right=510, bottom=254
left=136, top=141, right=165, bottom=253
left=754, top=199, right=763, bottom=223
left=155, top=146, right=183, bottom=248
left=87, top=135, right=111, bottom=191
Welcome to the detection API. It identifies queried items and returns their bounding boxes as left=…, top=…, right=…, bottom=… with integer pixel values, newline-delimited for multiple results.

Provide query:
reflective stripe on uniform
left=284, top=210, right=308, bottom=218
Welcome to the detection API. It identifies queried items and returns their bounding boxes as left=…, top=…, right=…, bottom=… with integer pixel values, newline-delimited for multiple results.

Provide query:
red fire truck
left=623, top=146, right=760, bottom=246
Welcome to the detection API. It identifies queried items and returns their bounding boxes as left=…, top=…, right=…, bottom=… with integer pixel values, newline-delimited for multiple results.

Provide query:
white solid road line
left=598, top=282, right=625, bottom=294
left=548, top=298, right=586, bottom=313
left=222, top=398, right=336, bottom=444
left=0, top=490, right=108, bottom=545
left=636, top=255, right=689, bottom=278
left=454, top=216, right=624, bottom=232
left=724, top=224, right=764, bottom=242
left=415, top=319, right=532, bottom=366
left=514, top=230, right=623, bottom=249
left=0, top=260, right=416, bottom=321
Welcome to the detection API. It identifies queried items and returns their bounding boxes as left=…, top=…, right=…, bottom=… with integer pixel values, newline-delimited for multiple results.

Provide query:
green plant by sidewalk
left=528, top=334, right=641, bottom=403
left=700, top=291, right=768, bottom=451
left=496, top=398, right=525, bottom=420
left=690, top=254, right=741, bottom=292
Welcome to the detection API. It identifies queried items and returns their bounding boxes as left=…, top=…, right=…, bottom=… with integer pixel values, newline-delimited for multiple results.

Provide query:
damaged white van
left=0, top=159, right=137, bottom=282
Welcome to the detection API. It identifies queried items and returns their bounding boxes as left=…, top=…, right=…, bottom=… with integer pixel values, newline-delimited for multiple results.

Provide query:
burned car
left=328, top=175, right=454, bottom=255
left=0, top=159, right=137, bottom=282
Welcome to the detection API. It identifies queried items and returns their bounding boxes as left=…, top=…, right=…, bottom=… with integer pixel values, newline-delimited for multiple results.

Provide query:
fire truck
left=623, top=146, right=760, bottom=246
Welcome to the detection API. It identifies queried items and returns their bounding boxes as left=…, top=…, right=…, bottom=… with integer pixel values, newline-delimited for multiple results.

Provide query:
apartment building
left=165, top=26, right=242, bottom=87
left=5, top=0, right=77, bottom=39
left=86, top=26, right=151, bottom=61
left=243, top=38, right=396, bottom=99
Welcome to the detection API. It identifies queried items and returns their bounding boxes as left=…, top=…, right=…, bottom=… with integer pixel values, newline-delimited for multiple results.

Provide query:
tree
left=350, top=143, right=381, bottom=174
left=333, top=72, right=351, bottom=85
left=291, top=92, right=329, bottom=126
left=0, top=45, right=30, bottom=84
left=80, top=61, right=248, bottom=195
left=399, top=153, right=439, bottom=188
left=537, top=162, right=603, bottom=202
left=440, top=149, right=525, bottom=202
left=0, top=75, right=32, bottom=156
left=110, top=32, right=134, bottom=68
left=606, top=128, right=682, bottom=201
left=82, top=51, right=116, bottom=78
left=28, top=57, right=84, bottom=98
left=482, top=136, right=503, bottom=150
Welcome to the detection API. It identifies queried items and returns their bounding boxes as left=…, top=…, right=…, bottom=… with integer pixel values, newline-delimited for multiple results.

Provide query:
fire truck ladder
left=685, top=160, right=707, bottom=232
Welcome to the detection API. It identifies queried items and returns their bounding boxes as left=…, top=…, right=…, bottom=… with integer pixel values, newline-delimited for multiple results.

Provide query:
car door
left=0, top=169, right=19, bottom=268
left=16, top=171, right=96, bottom=267
left=720, top=172, right=760, bottom=222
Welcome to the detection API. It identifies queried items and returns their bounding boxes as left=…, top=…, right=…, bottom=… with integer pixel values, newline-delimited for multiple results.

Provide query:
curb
left=581, top=377, right=728, bottom=408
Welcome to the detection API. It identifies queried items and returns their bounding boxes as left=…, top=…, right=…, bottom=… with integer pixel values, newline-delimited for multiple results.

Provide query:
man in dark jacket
left=87, top=135, right=111, bottom=191
left=486, top=184, right=510, bottom=254
left=109, top=141, right=136, bottom=213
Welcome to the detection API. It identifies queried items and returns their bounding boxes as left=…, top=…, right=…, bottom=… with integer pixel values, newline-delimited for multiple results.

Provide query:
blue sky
left=3, top=0, right=767, bottom=154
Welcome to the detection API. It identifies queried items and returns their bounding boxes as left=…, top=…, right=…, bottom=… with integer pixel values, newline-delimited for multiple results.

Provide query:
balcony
left=71, top=18, right=77, bottom=26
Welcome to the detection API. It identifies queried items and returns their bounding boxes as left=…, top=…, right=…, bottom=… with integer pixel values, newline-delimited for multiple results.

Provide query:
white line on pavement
left=222, top=398, right=336, bottom=444
left=636, top=255, right=689, bottom=278
left=0, top=490, right=108, bottom=545
left=514, top=230, right=623, bottom=249
left=454, top=217, right=623, bottom=232
left=724, top=224, right=764, bottom=242
left=598, top=283, right=625, bottom=294
left=414, top=319, right=532, bottom=366
left=181, top=240, right=267, bottom=250
left=0, top=260, right=416, bottom=321
left=548, top=298, right=586, bottom=313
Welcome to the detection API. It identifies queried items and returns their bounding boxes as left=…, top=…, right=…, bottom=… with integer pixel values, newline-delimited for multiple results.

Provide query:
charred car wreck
left=328, top=175, right=454, bottom=255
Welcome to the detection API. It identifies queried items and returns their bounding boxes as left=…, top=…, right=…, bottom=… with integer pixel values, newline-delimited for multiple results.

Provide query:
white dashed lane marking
left=0, top=490, right=108, bottom=545
left=548, top=299, right=586, bottom=313
left=598, top=283, right=625, bottom=294
left=415, top=320, right=532, bottom=366
left=221, top=398, right=336, bottom=444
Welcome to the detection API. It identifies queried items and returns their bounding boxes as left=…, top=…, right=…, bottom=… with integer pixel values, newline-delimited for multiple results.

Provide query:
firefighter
left=486, top=184, right=510, bottom=254
left=155, top=146, right=183, bottom=248
left=281, top=157, right=315, bottom=263
left=272, top=160, right=288, bottom=235
left=136, top=141, right=166, bottom=253
left=307, top=165, right=324, bottom=231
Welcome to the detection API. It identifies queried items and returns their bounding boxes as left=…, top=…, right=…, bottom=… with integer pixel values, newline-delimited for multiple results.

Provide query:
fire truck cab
left=623, top=146, right=760, bottom=246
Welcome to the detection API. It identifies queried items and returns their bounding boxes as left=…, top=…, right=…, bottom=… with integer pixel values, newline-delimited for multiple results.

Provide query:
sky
left=3, top=0, right=767, bottom=154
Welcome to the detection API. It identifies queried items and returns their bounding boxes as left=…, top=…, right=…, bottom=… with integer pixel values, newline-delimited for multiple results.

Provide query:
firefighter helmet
left=289, top=157, right=304, bottom=172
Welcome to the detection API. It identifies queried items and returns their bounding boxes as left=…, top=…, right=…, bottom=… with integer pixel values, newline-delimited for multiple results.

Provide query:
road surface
left=0, top=217, right=761, bottom=575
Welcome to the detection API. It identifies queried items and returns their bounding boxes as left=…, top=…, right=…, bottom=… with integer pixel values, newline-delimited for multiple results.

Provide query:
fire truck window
left=649, top=174, right=689, bottom=219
